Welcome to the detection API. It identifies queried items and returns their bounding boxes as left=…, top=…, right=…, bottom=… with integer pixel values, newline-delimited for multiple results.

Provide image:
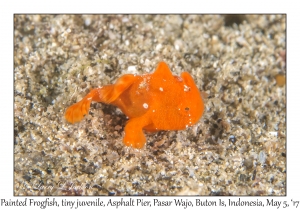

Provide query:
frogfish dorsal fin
left=152, top=61, right=174, bottom=79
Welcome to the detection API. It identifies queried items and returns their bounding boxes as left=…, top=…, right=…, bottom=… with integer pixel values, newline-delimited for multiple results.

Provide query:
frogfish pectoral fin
left=107, top=74, right=137, bottom=103
left=65, top=89, right=98, bottom=124
left=123, top=114, right=152, bottom=149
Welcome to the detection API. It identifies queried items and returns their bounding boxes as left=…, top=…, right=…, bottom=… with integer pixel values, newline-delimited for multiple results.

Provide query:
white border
left=2, top=0, right=297, bottom=209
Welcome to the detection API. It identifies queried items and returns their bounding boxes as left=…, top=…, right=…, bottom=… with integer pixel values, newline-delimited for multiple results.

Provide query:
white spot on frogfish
left=138, top=78, right=148, bottom=89
left=184, top=85, right=190, bottom=92
left=143, top=103, right=148, bottom=109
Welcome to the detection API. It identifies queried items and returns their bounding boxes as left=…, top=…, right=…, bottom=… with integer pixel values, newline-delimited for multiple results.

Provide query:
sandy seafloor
left=14, top=14, right=286, bottom=196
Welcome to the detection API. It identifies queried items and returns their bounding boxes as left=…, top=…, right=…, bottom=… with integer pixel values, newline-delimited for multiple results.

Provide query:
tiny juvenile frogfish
left=65, top=61, right=205, bottom=148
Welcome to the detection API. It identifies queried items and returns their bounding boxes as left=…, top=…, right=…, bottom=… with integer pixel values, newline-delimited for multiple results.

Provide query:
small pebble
left=258, top=151, right=266, bottom=165
left=275, top=74, right=286, bottom=87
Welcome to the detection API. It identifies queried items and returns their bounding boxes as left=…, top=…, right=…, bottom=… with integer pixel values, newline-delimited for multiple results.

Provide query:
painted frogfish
left=65, top=61, right=205, bottom=149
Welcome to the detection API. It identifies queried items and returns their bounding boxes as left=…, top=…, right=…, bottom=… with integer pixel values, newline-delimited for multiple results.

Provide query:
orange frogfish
left=65, top=61, right=205, bottom=149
